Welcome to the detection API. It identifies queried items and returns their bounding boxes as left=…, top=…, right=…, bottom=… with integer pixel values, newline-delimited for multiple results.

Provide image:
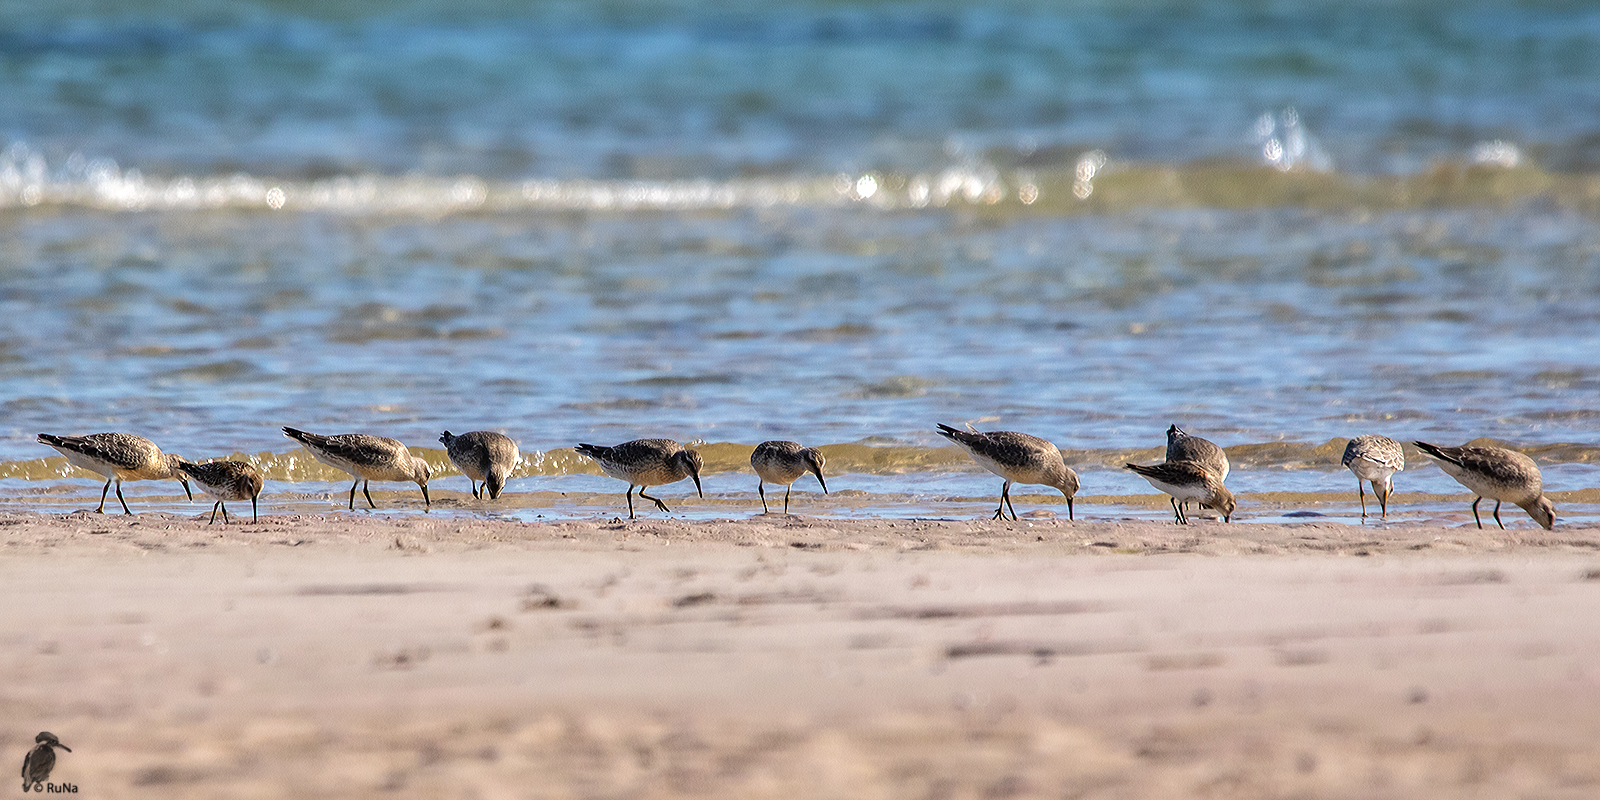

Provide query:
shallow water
left=3, top=1, right=1600, bottom=520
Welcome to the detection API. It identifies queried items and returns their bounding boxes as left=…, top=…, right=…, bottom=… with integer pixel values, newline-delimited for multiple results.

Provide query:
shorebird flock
left=31, top=425, right=1559, bottom=529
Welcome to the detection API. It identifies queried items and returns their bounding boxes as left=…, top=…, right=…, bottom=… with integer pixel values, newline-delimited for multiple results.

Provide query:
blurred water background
left=3, top=0, right=1600, bottom=521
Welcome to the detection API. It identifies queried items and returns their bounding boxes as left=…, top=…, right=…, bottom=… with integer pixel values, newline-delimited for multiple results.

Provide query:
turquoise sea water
left=3, top=1, right=1599, bottom=521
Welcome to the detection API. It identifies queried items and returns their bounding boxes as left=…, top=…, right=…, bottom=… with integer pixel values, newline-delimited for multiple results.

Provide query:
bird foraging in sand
left=575, top=439, right=703, bottom=519
left=36, top=432, right=192, bottom=514
left=1125, top=460, right=1235, bottom=524
left=177, top=460, right=264, bottom=523
left=282, top=427, right=431, bottom=510
left=1413, top=441, right=1554, bottom=530
left=936, top=423, right=1079, bottom=521
left=440, top=430, right=519, bottom=500
left=1342, top=434, right=1404, bottom=519
left=750, top=440, right=827, bottom=514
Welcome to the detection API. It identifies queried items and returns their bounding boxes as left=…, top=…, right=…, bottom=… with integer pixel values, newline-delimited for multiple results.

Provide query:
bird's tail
left=1411, top=441, right=1457, bottom=465
left=36, top=433, right=68, bottom=447
left=574, top=443, right=606, bottom=459
left=282, top=426, right=330, bottom=448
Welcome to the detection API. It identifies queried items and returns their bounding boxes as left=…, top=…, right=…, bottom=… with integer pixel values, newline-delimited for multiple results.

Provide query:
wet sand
left=4, top=510, right=1600, bottom=798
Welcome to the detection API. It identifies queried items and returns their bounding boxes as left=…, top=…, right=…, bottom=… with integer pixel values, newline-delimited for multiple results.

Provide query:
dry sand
left=4, top=510, right=1600, bottom=798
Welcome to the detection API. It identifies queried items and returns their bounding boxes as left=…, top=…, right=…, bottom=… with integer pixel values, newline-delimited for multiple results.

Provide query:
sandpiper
left=936, top=424, right=1079, bottom=520
left=440, top=430, right=520, bottom=500
left=36, top=432, right=193, bottom=514
left=1413, top=441, right=1554, bottom=530
left=282, top=427, right=431, bottom=510
left=1166, top=425, right=1230, bottom=481
left=1125, top=460, right=1235, bottom=524
left=1342, top=434, right=1404, bottom=519
left=750, top=440, right=828, bottom=514
left=574, top=439, right=703, bottom=519
left=21, top=731, right=69, bottom=791
left=177, top=460, right=264, bottom=523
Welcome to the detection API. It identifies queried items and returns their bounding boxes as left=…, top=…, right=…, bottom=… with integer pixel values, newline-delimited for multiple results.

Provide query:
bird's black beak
left=421, top=484, right=431, bottom=510
left=813, top=469, right=828, bottom=494
left=181, top=479, right=193, bottom=502
left=57, top=744, right=70, bottom=752
left=692, top=471, right=703, bottom=498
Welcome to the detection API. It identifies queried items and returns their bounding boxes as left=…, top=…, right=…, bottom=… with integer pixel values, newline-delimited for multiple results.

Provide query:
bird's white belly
left=969, top=452, right=1033, bottom=485
left=1347, top=457, right=1395, bottom=482
left=55, top=448, right=116, bottom=480
left=1438, top=463, right=1521, bottom=502
left=1144, top=477, right=1208, bottom=503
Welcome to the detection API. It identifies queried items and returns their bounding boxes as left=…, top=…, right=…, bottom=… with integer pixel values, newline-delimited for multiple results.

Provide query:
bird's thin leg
left=758, top=482, right=768, bottom=514
left=626, top=486, right=636, bottom=519
left=1471, top=497, right=1484, bottom=529
left=348, top=480, right=359, bottom=510
left=97, top=478, right=112, bottom=513
left=1493, top=501, right=1505, bottom=530
left=362, top=481, right=377, bottom=509
left=220, top=502, right=231, bottom=524
left=993, top=481, right=1012, bottom=520
left=209, top=501, right=220, bottom=524
left=1357, top=480, right=1367, bottom=519
left=784, top=485, right=792, bottom=514
left=1170, top=496, right=1183, bottom=524
left=1378, top=478, right=1390, bottom=519
left=1003, top=482, right=1019, bottom=521
left=638, top=489, right=672, bottom=513
left=116, top=481, right=132, bottom=515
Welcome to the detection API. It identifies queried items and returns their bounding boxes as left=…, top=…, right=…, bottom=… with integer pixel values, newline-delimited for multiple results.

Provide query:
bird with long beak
left=937, top=423, right=1079, bottom=521
left=282, top=427, right=431, bottom=510
left=36, top=432, right=192, bottom=514
left=177, top=460, right=265, bottom=524
left=439, top=430, right=520, bottom=500
left=21, top=731, right=70, bottom=792
left=1125, top=460, right=1235, bottom=524
left=575, top=439, right=703, bottom=519
left=750, top=440, right=828, bottom=514
left=1413, top=441, right=1554, bottom=530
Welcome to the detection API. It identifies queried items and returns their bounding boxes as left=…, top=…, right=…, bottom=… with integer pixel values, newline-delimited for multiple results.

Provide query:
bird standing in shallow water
left=1342, top=434, right=1404, bottom=519
left=21, top=731, right=69, bottom=791
left=575, top=439, right=703, bottom=519
left=1125, top=460, right=1235, bottom=524
left=36, top=432, right=192, bottom=514
left=178, top=460, right=264, bottom=523
left=750, top=440, right=827, bottom=514
left=440, top=430, right=519, bottom=500
left=282, top=427, right=431, bottom=510
left=936, top=424, right=1079, bottom=521
left=1166, top=425, right=1230, bottom=481
left=1413, top=441, right=1554, bottom=530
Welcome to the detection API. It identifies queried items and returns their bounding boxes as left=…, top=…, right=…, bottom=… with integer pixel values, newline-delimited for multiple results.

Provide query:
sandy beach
left=4, top=511, right=1600, bottom=798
